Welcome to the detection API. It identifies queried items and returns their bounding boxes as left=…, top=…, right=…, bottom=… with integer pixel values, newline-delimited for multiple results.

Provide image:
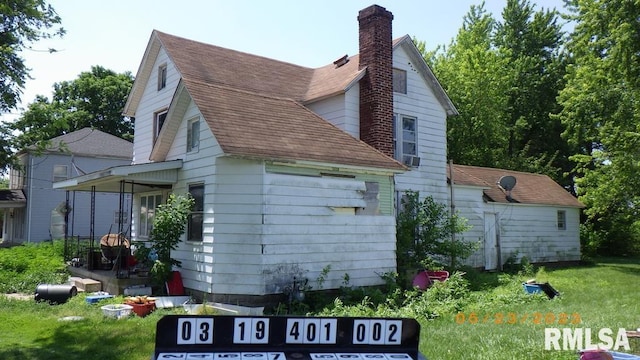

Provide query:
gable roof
left=449, top=164, right=584, bottom=208
left=33, top=128, right=133, bottom=159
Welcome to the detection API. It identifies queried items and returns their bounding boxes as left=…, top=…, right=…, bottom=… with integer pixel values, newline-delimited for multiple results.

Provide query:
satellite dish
left=498, top=175, right=517, bottom=191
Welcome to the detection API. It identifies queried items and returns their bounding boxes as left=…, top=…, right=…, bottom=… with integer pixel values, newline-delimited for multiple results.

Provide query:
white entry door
left=484, top=212, right=499, bottom=270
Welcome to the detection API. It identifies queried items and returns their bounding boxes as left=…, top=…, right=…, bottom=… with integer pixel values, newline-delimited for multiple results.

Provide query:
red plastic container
left=126, top=301, right=156, bottom=317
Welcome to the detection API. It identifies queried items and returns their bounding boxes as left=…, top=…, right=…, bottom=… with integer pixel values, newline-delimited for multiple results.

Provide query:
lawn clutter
left=523, top=279, right=560, bottom=299
left=124, top=295, right=157, bottom=317
left=412, top=270, right=450, bottom=290
left=85, top=291, right=114, bottom=304
left=34, top=284, right=77, bottom=304
left=580, top=349, right=640, bottom=359
left=100, top=304, right=132, bottom=319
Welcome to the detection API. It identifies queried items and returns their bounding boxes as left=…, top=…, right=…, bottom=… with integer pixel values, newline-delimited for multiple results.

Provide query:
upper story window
left=187, top=116, right=200, bottom=153
left=53, top=165, right=68, bottom=182
left=393, top=68, right=407, bottom=94
left=393, top=114, right=419, bottom=167
left=557, top=210, right=566, bottom=230
left=187, top=184, right=204, bottom=242
left=154, top=109, right=168, bottom=143
left=157, top=64, right=167, bottom=91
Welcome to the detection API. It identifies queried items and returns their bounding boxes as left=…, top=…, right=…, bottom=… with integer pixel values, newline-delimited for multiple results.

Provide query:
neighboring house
left=54, top=5, right=581, bottom=303
left=449, top=164, right=584, bottom=270
left=5, top=128, right=133, bottom=243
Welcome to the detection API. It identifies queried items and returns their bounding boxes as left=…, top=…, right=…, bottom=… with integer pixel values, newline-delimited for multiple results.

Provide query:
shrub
left=396, top=191, right=476, bottom=284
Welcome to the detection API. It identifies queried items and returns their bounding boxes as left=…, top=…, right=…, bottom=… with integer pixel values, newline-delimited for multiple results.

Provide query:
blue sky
left=5, top=0, right=567, bottom=122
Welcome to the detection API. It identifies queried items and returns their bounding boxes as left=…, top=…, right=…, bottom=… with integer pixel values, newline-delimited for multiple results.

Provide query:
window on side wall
left=393, top=68, right=407, bottom=94
left=186, top=116, right=200, bottom=153
left=53, top=165, right=68, bottom=182
left=139, top=193, right=163, bottom=238
left=157, top=64, right=167, bottom=91
left=393, top=114, right=419, bottom=167
left=557, top=210, right=566, bottom=230
left=154, top=109, right=168, bottom=143
left=188, top=184, right=204, bottom=241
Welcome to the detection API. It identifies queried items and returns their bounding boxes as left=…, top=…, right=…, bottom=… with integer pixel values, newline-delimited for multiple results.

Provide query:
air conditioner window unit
left=402, top=155, right=421, bottom=167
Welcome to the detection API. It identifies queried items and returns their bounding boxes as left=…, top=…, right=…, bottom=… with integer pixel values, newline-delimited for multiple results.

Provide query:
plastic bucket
left=34, top=284, right=78, bottom=304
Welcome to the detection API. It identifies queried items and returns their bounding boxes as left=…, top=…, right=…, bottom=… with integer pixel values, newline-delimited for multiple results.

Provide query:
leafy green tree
left=557, top=0, right=640, bottom=255
left=494, top=0, right=570, bottom=187
left=6, top=66, right=134, bottom=152
left=149, top=193, right=195, bottom=288
left=424, top=4, right=511, bottom=168
left=0, top=0, right=64, bottom=113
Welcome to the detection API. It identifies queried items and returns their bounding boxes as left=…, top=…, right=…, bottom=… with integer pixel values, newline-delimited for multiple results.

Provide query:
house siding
left=262, top=171, right=396, bottom=292
left=453, top=185, right=581, bottom=268
left=133, top=47, right=180, bottom=164
left=392, top=46, right=449, bottom=205
left=17, top=153, right=130, bottom=242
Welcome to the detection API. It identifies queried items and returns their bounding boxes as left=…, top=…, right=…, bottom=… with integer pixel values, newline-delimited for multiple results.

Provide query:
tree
left=557, top=0, right=640, bottom=255
left=424, top=4, right=511, bottom=168
left=6, top=66, right=134, bottom=152
left=494, top=0, right=570, bottom=187
left=0, top=0, right=64, bottom=113
left=396, top=191, right=474, bottom=285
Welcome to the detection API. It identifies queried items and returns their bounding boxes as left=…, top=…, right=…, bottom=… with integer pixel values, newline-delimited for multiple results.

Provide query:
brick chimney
left=358, top=5, right=394, bottom=158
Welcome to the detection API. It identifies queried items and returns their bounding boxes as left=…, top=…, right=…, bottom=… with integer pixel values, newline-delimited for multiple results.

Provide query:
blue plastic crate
left=85, top=294, right=114, bottom=304
left=523, top=283, right=542, bottom=294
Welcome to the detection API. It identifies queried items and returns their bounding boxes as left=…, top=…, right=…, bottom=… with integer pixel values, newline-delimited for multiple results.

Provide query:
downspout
left=27, top=155, right=34, bottom=242
left=449, top=159, right=455, bottom=242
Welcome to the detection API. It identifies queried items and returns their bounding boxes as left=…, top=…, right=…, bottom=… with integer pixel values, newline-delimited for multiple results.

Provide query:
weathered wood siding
left=453, top=185, right=581, bottom=268
left=307, top=88, right=360, bottom=139
left=261, top=171, right=397, bottom=292
left=392, top=46, right=449, bottom=204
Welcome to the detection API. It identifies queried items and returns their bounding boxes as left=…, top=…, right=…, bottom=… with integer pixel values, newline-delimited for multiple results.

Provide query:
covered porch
left=53, top=160, right=183, bottom=292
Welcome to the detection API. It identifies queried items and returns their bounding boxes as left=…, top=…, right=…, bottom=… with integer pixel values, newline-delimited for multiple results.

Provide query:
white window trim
left=154, top=109, right=168, bottom=142
left=53, top=165, right=68, bottom=182
left=393, top=114, right=419, bottom=167
left=138, top=192, right=163, bottom=239
left=187, top=116, right=200, bottom=153
left=557, top=210, right=567, bottom=230
left=157, top=64, right=167, bottom=91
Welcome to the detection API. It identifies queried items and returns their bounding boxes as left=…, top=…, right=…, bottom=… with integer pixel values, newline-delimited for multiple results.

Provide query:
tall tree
left=425, top=4, right=511, bottom=168
left=558, top=0, right=640, bottom=255
left=6, top=65, right=134, bottom=152
left=494, top=0, right=569, bottom=186
left=0, top=0, right=64, bottom=113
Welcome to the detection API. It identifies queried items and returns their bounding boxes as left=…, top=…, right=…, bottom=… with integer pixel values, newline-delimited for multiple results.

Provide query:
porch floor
left=67, top=265, right=151, bottom=295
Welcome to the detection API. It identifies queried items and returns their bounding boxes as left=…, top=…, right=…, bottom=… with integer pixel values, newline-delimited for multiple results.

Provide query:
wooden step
left=74, top=278, right=102, bottom=293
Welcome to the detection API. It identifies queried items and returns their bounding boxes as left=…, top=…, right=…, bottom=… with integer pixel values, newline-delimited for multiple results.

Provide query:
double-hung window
left=154, top=109, right=168, bottom=143
left=557, top=210, right=566, bottom=230
left=187, top=117, right=200, bottom=152
left=393, top=114, right=418, bottom=167
left=53, top=165, right=68, bottom=182
left=187, top=184, right=204, bottom=241
left=139, top=193, right=162, bottom=238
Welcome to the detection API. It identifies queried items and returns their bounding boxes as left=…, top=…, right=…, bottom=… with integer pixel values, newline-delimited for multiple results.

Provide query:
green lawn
left=0, top=254, right=638, bottom=360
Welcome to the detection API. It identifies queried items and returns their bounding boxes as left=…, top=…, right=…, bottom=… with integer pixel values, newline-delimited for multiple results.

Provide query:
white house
left=54, top=5, right=582, bottom=303
left=5, top=128, right=133, bottom=243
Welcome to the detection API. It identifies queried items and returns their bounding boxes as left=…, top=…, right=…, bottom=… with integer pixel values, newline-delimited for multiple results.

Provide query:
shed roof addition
left=449, top=164, right=584, bottom=208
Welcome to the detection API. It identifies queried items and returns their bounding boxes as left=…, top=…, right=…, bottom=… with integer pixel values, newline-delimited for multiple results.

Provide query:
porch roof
left=52, top=160, right=182, bottom=193
left=0, top=190, right=26, bottom=208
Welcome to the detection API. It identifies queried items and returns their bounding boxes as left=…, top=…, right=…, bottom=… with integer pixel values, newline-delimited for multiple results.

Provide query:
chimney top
left=357, top=4, right=393, bottom=22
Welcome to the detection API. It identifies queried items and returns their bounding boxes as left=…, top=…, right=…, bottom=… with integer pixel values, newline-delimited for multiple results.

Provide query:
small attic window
left=157, top=64, right=167, bottom=91
left=393, top=68, right=407, bottom=94
left=333, top=54, right=349, bottom=68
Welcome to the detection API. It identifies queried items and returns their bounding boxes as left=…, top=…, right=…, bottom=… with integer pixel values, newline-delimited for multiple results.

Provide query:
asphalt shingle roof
left=449, top=164, right=584, bottom=208
left=44, top=128, right=133, bottom=159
